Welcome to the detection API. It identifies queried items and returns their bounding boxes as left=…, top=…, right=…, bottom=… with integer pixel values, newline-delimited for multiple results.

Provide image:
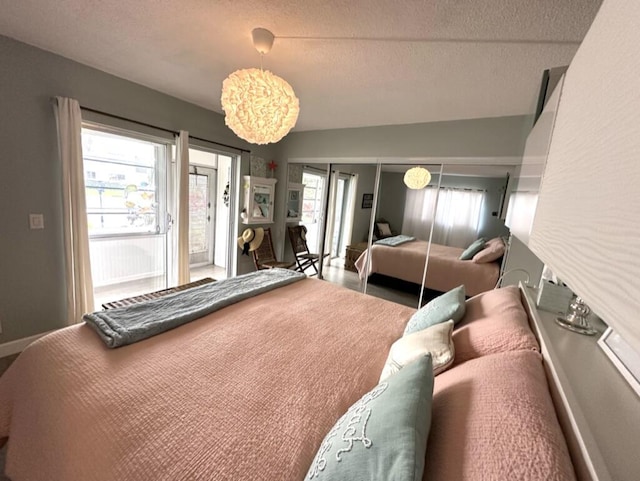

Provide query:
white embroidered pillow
left=380, top=320, right=455, bottom=382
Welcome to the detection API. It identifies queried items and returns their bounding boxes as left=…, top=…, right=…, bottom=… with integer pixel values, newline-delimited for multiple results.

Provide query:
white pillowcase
left=380, top=320, right=455, bottom=382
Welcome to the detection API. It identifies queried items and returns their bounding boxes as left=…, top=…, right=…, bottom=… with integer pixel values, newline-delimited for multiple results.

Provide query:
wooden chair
left=287, top=225, right=322, bottom=276
left=252, top=228, right=295, bottom=271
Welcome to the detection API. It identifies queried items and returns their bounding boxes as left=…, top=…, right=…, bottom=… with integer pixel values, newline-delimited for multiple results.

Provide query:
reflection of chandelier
left=221, top=28, right=299, bottom=145
left=403, top=167, right=431, bottom=189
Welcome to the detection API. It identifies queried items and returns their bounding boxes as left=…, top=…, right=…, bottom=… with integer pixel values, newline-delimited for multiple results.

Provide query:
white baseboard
left=0, top=331, right=54, bottom=358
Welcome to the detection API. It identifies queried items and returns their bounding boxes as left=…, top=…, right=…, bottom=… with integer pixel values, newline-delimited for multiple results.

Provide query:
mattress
left=0, top=279, right=414, bottom=481
left=355, top=240, right=500, bottom=297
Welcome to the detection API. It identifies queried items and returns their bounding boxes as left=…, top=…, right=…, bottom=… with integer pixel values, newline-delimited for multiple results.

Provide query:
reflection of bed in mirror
left=355, top=238, right=502, bottom=297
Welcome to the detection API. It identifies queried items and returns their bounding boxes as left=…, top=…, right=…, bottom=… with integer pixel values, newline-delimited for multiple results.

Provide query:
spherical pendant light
left=221, top=68, right=299, bottom=145
left=221, top=28, right=300, bottom=145
left=404, top=167, right=432, bottom=189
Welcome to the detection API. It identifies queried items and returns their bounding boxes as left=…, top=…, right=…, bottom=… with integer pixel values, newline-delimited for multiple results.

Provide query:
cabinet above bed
left=505, top=75, right=564, bottom=246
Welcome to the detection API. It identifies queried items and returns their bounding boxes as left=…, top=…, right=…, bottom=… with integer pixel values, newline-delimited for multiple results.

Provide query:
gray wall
left=278, top=115, right=530, bottom=159
left=377, top=172, right=407, bottom=235
left=0, top=35, right=276, bottom=342
left=337, top=164, right=377, bottom=245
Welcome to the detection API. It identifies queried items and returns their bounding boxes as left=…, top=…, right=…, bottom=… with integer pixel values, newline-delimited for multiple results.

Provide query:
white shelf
left=521, top=284, right=640, bottom=481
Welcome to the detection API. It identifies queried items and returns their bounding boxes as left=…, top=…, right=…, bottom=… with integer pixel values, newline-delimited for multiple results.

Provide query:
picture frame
left=361, top=193, right=373, bottom=209
left=597, top=326, right=640, bottom=398
left=288, top=190, right=299, bottom=202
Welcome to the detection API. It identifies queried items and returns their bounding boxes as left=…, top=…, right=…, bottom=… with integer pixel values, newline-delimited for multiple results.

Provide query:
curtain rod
left=427, top=185, right=487, bottom=193
left=80, top=106, right=251, bottom=153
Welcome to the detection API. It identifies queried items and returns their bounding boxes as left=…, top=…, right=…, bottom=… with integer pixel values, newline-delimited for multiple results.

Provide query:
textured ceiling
left=0, top=0, right=602, bottom=132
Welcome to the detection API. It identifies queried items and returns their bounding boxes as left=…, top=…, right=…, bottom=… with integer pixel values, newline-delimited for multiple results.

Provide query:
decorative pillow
left=472, top=237, right=506, bottom=263
left=426, top=350, right=574, bottom=481
left=380, top=320, right=454, bottom=382
left=459, top=238, right=487, bottom=260
left=452, top=285, right=540, bottom=365
left=376, top=222, right=392, bottom=237
left=306, top=356, right=434, bottom=481
left=403, top=285, right=466, bottom=336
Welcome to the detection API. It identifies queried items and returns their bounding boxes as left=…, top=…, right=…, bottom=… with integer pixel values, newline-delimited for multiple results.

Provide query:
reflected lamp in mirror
left=403, top=167, right=431, bottom=189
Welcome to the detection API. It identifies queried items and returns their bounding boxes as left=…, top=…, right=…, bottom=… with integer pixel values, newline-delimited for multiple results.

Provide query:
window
left=302, top=171, right=325, bottom=224
left=402, top=187, right=485, bottom=248
left=301, top=170, right=327, bottom=253
left=81, top=126, right=171, bottom=306
left=82, top=128, right=167, bottom=236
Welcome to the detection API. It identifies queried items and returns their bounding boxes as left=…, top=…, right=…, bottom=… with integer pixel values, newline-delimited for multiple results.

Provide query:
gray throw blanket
left=375, top=235, right=416, bottom=246
left=84, top=268, right=306, bottom=348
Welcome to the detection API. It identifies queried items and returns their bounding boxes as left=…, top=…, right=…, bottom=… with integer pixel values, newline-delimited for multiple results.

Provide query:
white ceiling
left=0, top=0, right=602, bottom=132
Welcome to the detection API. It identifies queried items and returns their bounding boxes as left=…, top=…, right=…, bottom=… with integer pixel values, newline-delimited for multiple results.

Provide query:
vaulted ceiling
left=0, top=0, right=602, bottom=132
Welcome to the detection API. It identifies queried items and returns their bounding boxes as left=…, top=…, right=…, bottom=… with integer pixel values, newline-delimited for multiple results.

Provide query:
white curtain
left=54, top=97, right=94, bottom=323
left=324, top=170, right=339, bottom=264
left=431, top=188, right=485, bottom=247
left=505, top=191, right=539, bottom=243
left=175, top=131, right=190, bottom=284
left=402, top=187, right=485, bottom=247
left=402, top=187, right=438, bottom=240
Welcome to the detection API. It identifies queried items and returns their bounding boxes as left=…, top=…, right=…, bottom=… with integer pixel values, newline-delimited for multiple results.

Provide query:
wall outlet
left=29, top=213, right=45, bottom=229
left=29, top=213, right=45, bottom=230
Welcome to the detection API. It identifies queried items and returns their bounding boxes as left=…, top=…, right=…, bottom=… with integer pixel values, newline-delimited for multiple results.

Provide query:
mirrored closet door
left=285, top=160, right=516, bottom=309
left=422, top=164, right=514, bottom=300
left=359, top=163, right=443, bottom=308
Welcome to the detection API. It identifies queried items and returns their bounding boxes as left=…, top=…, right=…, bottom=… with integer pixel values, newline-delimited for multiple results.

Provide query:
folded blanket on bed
left=84, top=268, right=305, bottom=348
left=375, top=234, right=416, bottom=246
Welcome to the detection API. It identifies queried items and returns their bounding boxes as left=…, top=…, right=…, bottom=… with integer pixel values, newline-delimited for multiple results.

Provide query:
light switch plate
left=29, top=213, right=44, bottom=229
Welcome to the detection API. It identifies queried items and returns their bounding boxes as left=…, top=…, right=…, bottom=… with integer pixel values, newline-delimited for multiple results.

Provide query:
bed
left=354, top=239, right=501, bottom=297
left=0, top=271, right=574, bottom=481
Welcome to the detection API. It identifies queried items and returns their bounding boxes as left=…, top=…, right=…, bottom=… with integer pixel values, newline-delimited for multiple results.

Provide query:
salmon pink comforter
left=355, top=240, right=500, bottom=297
left=0, top=279, right=414, bottom=481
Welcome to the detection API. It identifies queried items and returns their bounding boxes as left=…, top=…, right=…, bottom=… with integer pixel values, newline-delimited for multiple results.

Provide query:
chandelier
left=404, top=166, right=432, bottom=189
left=221, top=28, right=300, bottom=145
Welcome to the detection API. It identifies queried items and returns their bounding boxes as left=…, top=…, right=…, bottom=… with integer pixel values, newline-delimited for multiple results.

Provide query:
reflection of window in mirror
left=300, top=167, right=327, bottom=253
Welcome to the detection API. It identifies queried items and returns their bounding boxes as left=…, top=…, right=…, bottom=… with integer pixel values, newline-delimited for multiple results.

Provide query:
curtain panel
left=175, top=131, right=191, bottom=285
left=54, top=96, right=95, bottom=323
left=402, top=187, right=485, bottom=248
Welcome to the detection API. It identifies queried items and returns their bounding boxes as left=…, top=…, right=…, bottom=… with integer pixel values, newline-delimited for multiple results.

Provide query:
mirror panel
left=285, top=161, right=518, bottom=309
left=423, top=164, right=514, bottom=300
left=362, top=163, right=442, bottom=308
left=283, top=163, right=330, bottom=277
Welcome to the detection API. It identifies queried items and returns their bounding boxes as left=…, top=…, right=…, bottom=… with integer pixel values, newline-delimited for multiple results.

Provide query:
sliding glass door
left=188, top=147, right=232, bottom=282
left=189, top=168, right=214, bottom=265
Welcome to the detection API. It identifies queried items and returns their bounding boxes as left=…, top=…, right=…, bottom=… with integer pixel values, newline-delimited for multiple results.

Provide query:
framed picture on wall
left=598, top=327, right=640, bottom=397
left=362, top=193, right=373, bottom=209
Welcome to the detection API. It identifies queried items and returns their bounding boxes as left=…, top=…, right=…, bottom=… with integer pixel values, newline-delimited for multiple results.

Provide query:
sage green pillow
left=306, top=355, right=434, bottom=481
left=459, top=237, right=487, bottom=260
left=403, top=285, right=466, bottom=336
